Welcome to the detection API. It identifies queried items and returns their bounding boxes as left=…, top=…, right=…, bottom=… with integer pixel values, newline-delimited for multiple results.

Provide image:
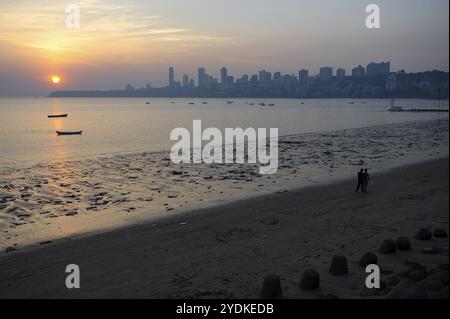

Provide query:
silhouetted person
left=362, top=169, right=370, bottom=193
left=355, top=169, right=364, bottom=192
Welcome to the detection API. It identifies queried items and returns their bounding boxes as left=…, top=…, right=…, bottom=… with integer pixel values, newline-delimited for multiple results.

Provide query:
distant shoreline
left=47, top=92, right=449, bottom=100
left=0, top=96, right=447, bottom=100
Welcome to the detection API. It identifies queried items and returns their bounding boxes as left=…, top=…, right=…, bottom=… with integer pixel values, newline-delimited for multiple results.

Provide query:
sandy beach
left=1, top=119, right=448, bottom=252
left=0, top=157, right=448, bottom=299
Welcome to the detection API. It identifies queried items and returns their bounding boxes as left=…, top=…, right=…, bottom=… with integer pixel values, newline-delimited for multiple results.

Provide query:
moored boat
left=56, top=130, right=82, bottom=135
left=48, top=114, right=68, bottom=118
left=388, top=106, right=404, bottom=112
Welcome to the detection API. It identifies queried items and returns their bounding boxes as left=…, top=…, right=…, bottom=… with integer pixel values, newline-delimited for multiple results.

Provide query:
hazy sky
left=0, top=0, right=448, bottom=96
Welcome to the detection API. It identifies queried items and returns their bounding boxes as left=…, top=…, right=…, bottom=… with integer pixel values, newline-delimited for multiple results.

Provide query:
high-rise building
left=352, top=65, right=366, bottom=78
left=198, top=67, right=206, bottom=88
left=259, top=70, right=272, bottom=83
left=182, top=74, right=189, bottom=88
left=299, top=69, right=309, bottom=85
left=227, top=76, right=234, bottom=87
left=220, top=67, right=228, bottom=88
left=386, top=73, right=397, bottom=91
left=169, top=67, right=175, bottom=87
left=236, top=74, right=249, bottom=85
left=367, top=62, right=390, bottom=76
left=336, top=68, right=346, bottom=81
left=273, top=72, right=282, bottom=81
left=189, top=78, right=195, bottom=88
left=319, top=67, right=333, bottom=82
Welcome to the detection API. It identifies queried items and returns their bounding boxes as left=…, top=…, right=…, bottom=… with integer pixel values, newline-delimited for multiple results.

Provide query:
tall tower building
left=258, top=70, right=272, bottom=83
left=220, top=67, right=228, bottom=88
left=319, top=67, right=333, bottom=82
left=336, top=68, right=346, bottom=81
left=169, top=67, right=175, bottom=87
left=299, top=69, right=309, bottom=85
left=182, top=74, right=189, bottom=88
left=198, top=67, right=206, bottom=88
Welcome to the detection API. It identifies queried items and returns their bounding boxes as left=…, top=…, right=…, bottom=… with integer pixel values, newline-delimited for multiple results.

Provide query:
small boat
left=188, top=102, right=195, bottom=105
left=348, top=102, right=355, bottom=105
left=388, top=106, right=404, bottom=112
left=48, top=114, right=68, bottom=118
left=56, top=131, right=82, bottom=135
left=202, top=101, right=208, bottom=104
left=259, top=103, right=266, bottom=107
left=268, top=103, right=275, bottom=106
left=388, top=99, right=403, bottom=112
left=227, top=101, right=234, bottom=104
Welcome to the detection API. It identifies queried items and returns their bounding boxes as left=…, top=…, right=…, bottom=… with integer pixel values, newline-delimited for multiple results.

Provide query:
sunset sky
left=0, top=0, right=448, bottom=96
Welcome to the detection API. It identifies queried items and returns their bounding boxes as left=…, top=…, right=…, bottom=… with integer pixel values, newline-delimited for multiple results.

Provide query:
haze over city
left=0, top=0, right=449, bottom=96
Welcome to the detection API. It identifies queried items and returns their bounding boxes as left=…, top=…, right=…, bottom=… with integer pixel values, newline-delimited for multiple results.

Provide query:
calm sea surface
left=0, top=97, right=448, bottom=167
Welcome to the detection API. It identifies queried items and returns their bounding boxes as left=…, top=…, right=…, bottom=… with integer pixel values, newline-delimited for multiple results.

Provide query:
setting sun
left=51, top=75, right=61, bottom=84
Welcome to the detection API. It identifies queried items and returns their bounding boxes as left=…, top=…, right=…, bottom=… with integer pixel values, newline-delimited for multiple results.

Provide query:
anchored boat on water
left=56, top=131, right=82, bottom=136
left=48, top=113, right=68, bottom=118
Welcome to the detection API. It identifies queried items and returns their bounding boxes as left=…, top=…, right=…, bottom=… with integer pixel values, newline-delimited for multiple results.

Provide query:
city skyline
left=167, top=61, right=394, bottom=88
left=0, top=0, right=449, bottom=96
left=50, top=60, right=449, bottom=99
left=165, top=61, right=395, bottom=89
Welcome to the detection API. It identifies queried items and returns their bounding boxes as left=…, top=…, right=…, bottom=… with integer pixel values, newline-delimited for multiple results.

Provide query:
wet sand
left=1, top=119, right=448, bottom=251
left=0, top=158, right=448, bottom=299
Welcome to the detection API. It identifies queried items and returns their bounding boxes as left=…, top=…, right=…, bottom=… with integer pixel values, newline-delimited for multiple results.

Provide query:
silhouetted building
left=198, top=67, right=206, bottom=88
left=320, top=67, right=333, bottom=82
left=352, top=65, right=366, bottom=78
left=172, top=81, right=181, bottom=89
left=386, top=72, right=397, bottom=91
left=182, top=74, right=189, bottom=88
left=336, top=68, right=346, bottom=81
left=220, top=67, right=228, bottom=88
left=273, top=72, right=282, bottom=81
left=227, top=76, right=234, bottom=88
left=299, top=69, right=309, bottom=85
left=367, top=62, right=390, bottom=76
left=259, top=70, right=272, bottom=83
left=236, top=74, right=249, bottom=84
left=169, top=67, right=175, bottom=87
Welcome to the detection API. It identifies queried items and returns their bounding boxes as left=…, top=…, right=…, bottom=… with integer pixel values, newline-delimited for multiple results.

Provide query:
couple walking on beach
left=355, top=169, right=370, bottom=193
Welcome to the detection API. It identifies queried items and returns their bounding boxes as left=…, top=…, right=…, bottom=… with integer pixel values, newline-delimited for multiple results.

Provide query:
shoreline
left=2, top=153, right=449, bottom=257
left=0, top=158, right=448, bottom=298
left=1, top=117, right=446, bottom=170
left=46, top=96, right=450, bottom=100
left=0, top=118, right=448, bottom=253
